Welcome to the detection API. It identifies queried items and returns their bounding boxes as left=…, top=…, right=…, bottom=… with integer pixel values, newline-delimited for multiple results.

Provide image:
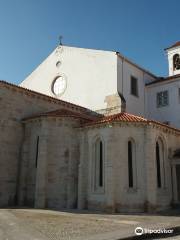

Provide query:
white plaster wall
left=117, top=57, right=156, bottom=116
left=20, top=46, right=117, bottom=111
left=146, top=78, right=180, bottom=128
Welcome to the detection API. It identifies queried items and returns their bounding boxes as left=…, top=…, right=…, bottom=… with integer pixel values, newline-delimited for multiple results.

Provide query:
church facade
left=1, top=42, right=180, bottom=213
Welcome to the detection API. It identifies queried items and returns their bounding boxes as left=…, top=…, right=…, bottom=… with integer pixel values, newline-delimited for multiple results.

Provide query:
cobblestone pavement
left=0, top=208, right=180, bottom=240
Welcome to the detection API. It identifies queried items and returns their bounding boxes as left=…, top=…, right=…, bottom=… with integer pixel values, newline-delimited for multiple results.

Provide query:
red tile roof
left=165, top=41, right=180, bottom=50
left=23, top=109, right=180, bottom=134
left=83, top=112, right=180, bottom=133
left=23, top=108, right=100, bottom=122
left=83, top=112, right=148, bottom=127
left=93, top=112, right=147, bottom=124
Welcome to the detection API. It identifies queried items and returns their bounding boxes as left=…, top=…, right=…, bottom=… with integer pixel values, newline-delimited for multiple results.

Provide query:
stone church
left=1, top=42, right=180, bottom=213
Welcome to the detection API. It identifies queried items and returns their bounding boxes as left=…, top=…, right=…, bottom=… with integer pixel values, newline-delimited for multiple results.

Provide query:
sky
left=0, top=0, right=180, bottom=84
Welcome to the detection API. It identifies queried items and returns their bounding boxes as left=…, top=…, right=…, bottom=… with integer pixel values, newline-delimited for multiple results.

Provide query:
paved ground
left=0, top=208, right=180, bottom=240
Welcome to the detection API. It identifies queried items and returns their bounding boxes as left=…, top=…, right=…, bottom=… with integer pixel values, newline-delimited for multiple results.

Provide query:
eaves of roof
left=146, top=74, right=180, bottom=86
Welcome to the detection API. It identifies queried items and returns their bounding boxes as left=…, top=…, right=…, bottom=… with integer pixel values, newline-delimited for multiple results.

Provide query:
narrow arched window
left=156, top=142, right=161, bottom=188
left=156, top=139, right=165, bottom=188
left=99, top=141, right=103, bottom=187
left=94, top=139, right=104, bottom=190
left=128, top=141, right=133, bottom=188
left=35, top=136, right=39, bottom=168
left=127, top=139, right=137, bottom=189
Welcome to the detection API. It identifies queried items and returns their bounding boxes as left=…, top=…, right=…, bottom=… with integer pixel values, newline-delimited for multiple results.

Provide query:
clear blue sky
left=0, top=0, right=179, bottom=84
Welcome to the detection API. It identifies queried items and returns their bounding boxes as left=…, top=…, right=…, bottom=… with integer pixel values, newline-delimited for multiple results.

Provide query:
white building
left=20, top=42, right=180, bottom=129
left=20, top=45, right=155, bottom=117
left=146, top=42, right=180, bottom=128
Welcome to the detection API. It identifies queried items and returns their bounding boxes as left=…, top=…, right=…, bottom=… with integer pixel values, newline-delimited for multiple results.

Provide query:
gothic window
left=156, top=138, right=165, bottom=188
left=35, top=136, right=39, bottom=168
left=173, top=54, right=180, bottom=70
left=94, top=138, right=104, bottom=190
left=128, top=139, right=137, bottom=188
left=157, top=91, right=169, bottom=107
left=130, top=76, right=138, bottom=97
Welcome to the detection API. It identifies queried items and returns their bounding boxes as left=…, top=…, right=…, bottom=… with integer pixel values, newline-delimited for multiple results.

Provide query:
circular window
left=52, top=76, right=66, bottom=96
left=56, top=61, right=61, bottom=68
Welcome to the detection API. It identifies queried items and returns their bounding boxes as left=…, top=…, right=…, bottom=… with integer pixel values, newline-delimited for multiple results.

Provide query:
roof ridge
left=105, top=111, right=148, bottom=121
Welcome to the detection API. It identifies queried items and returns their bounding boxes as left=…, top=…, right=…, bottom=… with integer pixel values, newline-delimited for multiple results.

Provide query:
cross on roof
left=59, top=35, right=63, bottom=45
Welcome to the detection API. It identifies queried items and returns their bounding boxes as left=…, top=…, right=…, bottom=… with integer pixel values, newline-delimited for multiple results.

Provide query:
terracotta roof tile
left=23, top=108, right=100, bottom=122
left=83, top=112, right=180, bottom=133
left=84, top=112, right=147, bottom=126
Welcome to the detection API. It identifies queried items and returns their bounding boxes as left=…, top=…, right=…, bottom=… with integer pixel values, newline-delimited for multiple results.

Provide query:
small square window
left=130, top=76, right=138, bottom=97
left=157, top=91, right=169, bottom=108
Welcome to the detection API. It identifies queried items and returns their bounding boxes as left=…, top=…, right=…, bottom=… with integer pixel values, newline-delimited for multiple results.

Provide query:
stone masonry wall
left=20, top=117, right=80, bottom=209
left=0, top=83, right=84, bottom=207
left=145, top=127, right=180, bottom=211
left=78, top=123, right=180, bottom=213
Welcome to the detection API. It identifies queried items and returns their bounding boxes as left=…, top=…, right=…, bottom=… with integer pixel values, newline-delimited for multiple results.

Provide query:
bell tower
left=165, top=42, right=180, bottom=76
